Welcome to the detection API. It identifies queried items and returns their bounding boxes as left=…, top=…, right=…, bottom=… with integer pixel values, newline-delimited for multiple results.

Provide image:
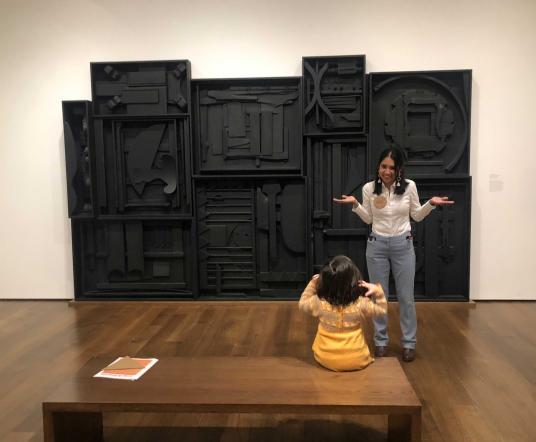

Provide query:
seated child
left=299, top=255, right=387, bottom=371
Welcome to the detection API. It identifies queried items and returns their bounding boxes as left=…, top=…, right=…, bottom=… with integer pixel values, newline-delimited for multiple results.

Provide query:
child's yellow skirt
left=312, top=324, right=374, bottom=371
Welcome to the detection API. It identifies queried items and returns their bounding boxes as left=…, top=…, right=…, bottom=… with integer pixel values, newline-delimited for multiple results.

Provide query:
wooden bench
left=43, top=356, right=421, bottom=442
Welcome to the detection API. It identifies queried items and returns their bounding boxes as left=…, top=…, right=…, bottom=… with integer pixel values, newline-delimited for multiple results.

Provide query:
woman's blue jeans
left=366, top=231, right=417, bottom=349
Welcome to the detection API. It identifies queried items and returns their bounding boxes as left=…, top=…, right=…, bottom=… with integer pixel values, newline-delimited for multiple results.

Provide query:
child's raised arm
left=357, top=281, right=387, bottom=317
left=298, top=275, right=321, bottom=316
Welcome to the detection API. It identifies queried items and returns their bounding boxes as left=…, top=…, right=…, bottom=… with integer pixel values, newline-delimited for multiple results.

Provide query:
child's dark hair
left=374, top=147, right=408, bottom=196
left=317, top=255, right=365, bottom=307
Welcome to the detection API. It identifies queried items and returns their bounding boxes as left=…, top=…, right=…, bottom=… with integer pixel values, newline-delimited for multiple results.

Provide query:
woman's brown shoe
left=402, top=348, right=415, bottom=362
left=374, top=346, right=387, bottom=357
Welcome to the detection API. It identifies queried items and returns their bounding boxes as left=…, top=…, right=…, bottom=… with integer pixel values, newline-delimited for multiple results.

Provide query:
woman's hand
left=430, top=196, right=455, bottom=206
left=358, top=281, right=383, bottom=298
left=333, top=195, right=358, bottom=205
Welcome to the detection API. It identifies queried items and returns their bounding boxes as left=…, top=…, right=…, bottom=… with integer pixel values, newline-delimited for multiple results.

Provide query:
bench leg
left=43, top=410, right=103, bottom=442
left=388, top=413, right=421, bottom=442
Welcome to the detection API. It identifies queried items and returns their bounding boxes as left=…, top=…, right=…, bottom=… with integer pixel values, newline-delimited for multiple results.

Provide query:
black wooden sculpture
left=63, top=101, right=94, bottom=218
left=368, top=70, right=471, bottom=176
left=192, top=78, right=301, bottom=173
left=303, top=55, right=366, bottom=134
left=63, top=56, right=471, bottom=300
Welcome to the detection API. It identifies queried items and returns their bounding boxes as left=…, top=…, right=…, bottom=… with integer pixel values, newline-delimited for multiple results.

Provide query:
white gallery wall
left=0, top=0, right=535, bottom=300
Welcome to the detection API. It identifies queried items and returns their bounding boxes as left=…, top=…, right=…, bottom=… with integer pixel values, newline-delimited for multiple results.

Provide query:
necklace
left=374, top=195, right=387, bottom=209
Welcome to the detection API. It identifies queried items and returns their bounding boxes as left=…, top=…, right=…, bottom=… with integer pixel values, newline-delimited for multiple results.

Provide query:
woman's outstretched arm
left=333, top=184, right=373, bottom=224
left=410, top=181, right=455, bottom=222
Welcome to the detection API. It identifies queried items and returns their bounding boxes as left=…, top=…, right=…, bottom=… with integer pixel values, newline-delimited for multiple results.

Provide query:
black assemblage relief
left=72, top=220, right=192, bottom=297
left=63, top=101, right=94, bottom=218
left=196, top=180, right=307, bottom=298
left=303, top=55, right=366, bottom=135
left=63, top=57, right=471, bottom=300
left=193, top=78, right=302, bottom=173
left=368, top=70, right=471, bottom=176
left=308, top=136, right=369, bottom=275
left=93, top=118, right=191, bottom=217
left=410, top=178, right=471, bottom=300
left=91, top=61, right=191, bottom=117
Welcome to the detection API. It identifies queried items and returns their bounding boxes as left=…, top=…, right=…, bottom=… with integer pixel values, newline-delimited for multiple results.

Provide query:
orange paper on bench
left=94, top=357, right=158, bottom=380
left=104, top=356, right=145, bottom=371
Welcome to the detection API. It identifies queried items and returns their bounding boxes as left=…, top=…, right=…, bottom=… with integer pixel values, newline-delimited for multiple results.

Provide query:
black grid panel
left=195, top=179, right=307, bottom=299
left=63, top=57, right=471, bottom=300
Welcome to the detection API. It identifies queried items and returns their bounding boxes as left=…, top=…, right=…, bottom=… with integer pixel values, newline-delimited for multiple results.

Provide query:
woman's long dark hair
left=316, top=255, right=365, bottom=307
left=374, top=147, right=408, bottom=196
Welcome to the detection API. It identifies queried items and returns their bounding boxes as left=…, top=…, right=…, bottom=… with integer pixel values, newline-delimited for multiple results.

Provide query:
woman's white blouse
left=351, top=179, right=435, bottom=237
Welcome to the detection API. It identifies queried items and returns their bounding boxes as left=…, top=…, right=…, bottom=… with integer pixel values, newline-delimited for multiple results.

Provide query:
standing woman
left=333, top=147, right=454, bottom=362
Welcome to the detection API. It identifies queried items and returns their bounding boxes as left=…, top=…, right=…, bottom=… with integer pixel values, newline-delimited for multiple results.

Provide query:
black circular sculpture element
left=374, top=74, right=469, bottom=173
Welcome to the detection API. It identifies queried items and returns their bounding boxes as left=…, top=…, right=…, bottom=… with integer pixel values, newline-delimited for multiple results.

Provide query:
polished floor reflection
left=0, top=300, right=534, bottom=441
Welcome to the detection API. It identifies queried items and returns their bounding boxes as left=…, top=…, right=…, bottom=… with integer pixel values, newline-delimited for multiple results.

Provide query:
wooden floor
left=0, top=300, right=534, bottom=442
